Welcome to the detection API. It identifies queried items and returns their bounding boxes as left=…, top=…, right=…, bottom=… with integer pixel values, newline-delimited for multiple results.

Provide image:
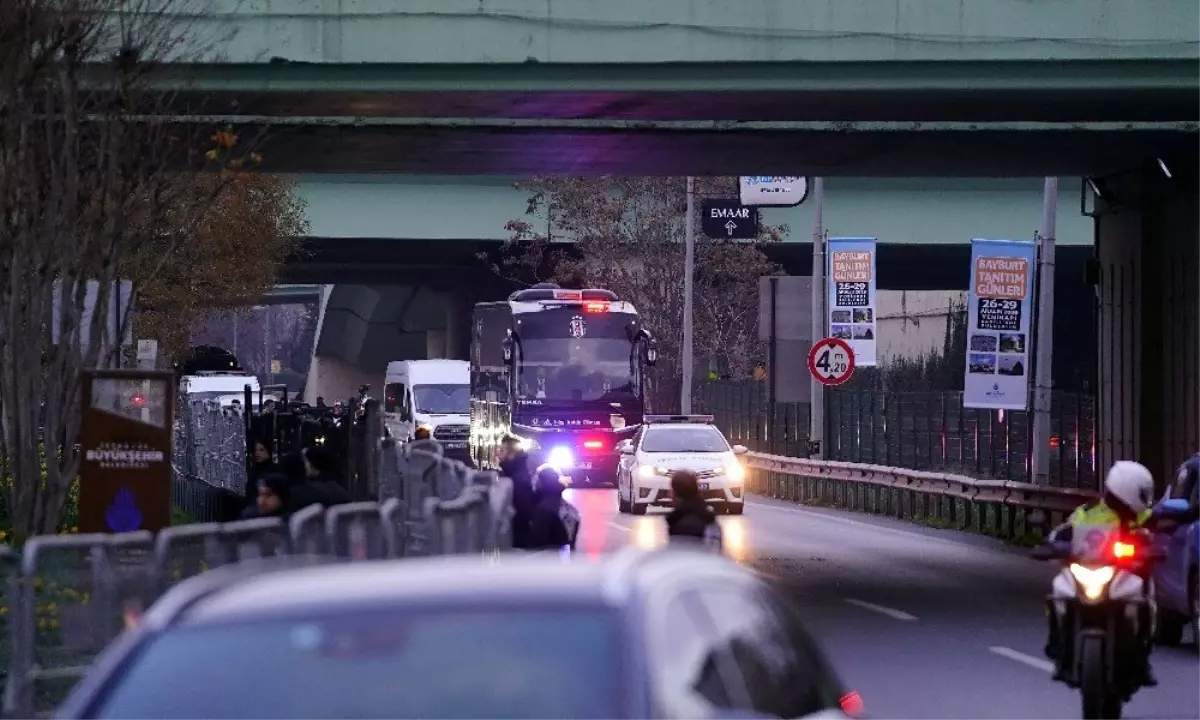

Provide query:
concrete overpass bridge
left=148, top=0, right=1198, bottom=481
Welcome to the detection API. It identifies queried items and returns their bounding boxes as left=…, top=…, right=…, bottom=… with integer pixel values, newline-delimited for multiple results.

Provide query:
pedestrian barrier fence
left=744, top=451, right=1099, bottom=542
left=2, top=440, right=512, bottom=718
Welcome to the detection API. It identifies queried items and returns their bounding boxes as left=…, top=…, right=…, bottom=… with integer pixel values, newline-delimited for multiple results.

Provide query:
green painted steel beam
left=138, top=59, right=1196, bottom=94
left=118, top=114, right=1199, bottom=134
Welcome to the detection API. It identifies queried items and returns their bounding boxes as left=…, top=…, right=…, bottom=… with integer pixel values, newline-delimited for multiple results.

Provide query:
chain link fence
left=172, top=399, right=249, bottom=523
left=2, top=439, right=514, bottom=717
left=695, top=381, right=1099, bottom=489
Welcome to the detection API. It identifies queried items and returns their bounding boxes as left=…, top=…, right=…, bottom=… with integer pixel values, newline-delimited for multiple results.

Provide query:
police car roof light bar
left=644, top=414, right=714, bottom=424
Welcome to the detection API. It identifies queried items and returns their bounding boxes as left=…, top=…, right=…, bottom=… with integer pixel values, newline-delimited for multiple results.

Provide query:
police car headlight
left=636, top=465, right=664, bottom=480
left=724, top=462, right=745, bottom=483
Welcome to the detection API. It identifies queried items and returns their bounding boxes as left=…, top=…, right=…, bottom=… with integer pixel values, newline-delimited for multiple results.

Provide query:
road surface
left=564, top=488, right=1200, bottom=720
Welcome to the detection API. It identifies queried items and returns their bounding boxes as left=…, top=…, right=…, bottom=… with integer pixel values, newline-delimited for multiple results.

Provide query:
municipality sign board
left=739, top=177, right=809, bottom=207
left=963, top=238, right=1036, bottom=411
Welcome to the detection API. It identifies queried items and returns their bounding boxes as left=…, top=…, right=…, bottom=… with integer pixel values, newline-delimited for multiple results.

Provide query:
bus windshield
left=517, top=337, right=635, bottom=403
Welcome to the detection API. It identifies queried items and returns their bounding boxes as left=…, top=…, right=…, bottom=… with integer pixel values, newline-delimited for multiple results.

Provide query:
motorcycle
left=1031, top=527, right=1166, bottom=719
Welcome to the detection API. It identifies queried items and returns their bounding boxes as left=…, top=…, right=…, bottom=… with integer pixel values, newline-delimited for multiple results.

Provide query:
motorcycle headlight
left=1069, top=563, right=1115, bottom=602
left=724, top=462, right=745, bottom=483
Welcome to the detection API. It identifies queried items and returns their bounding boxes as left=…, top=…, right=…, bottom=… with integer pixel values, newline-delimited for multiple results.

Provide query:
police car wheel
left=617, top=492, right=631, bottom=514
left=725, top=503, right=744, bottom=516
left=631, top=501, right=648, bottom=516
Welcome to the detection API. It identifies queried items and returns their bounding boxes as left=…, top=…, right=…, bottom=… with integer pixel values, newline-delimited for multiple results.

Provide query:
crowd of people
left=241, top=440, right=351, bottom=519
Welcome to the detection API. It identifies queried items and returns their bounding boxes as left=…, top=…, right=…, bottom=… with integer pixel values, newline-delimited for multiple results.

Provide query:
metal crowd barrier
left=172, top=399, right=249, bottom=522
left=745, top=451, right=1099, bottom=540
left=2, top=441, right=512, bottom=718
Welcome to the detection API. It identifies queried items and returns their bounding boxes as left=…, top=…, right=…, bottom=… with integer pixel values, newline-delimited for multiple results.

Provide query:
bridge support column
left=445, top=293, right=471, bottom=360
left=1095, top=167, right=1199, bottom=486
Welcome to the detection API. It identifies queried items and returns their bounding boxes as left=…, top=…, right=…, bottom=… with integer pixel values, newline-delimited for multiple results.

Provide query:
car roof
left=146, top=548, right=751, bottom=630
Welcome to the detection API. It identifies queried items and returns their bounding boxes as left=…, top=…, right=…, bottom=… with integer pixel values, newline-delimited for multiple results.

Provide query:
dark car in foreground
left=56, top=549, right=858, bottom=719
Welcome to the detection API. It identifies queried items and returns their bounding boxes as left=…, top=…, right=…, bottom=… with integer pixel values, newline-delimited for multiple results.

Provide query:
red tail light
left=583, top=440, right=603, bottom=450
left=130, top=394, right=146, bottom=408
left=839, top=690, right=864, bottom=717
left=1111, top=540, right=1136, bottom=560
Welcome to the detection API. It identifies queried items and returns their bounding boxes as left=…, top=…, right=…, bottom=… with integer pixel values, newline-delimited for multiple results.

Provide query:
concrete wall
left=296, top=175, right=1097, bottom=247
left=1095, top=168, right=1199, bottom=485
left=177, top=0, right=1197, bottom=65
left=876, top=290, right=966, bottom=364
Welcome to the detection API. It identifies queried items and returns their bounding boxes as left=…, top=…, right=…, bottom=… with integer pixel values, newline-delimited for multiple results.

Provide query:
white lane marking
left=844, top=598, right=918, bottom=621
left=607, top=522, right=632, bottom=533
left=988, top=646, right=1054, bottom=673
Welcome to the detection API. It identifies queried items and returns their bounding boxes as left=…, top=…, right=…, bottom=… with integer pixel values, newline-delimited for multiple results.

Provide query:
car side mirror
left=732, top=444, right=748, bottom=455
left=617, top=439, right=634, bottom=454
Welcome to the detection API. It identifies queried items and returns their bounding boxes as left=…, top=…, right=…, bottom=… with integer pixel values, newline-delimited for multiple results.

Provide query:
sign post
left=808, top=337, right=856, bottom=387
left=701, top=199, right=758, bottom=239
left=963, top=238, right=1037, bottom=410
left=78, top=370, right=175, bottom=534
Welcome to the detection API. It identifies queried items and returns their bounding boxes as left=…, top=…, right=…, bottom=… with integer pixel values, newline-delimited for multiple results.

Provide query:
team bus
left=469, top=283, right=658, bottom=486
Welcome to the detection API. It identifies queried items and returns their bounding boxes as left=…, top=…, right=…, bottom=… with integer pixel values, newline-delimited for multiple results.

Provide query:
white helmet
left=1103, top=461, right=1155, bottom=515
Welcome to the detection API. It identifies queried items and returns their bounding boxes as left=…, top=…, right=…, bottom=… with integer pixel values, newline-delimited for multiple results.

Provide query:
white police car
left=616, top=415, right=748, bottom=516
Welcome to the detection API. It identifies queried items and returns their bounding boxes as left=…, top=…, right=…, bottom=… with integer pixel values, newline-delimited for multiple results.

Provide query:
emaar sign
left=738, top=177, right=809, bottom=207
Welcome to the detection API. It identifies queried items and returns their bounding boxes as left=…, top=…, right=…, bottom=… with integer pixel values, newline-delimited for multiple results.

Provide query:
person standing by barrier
left=297, top=446, right=351, bottom=507
left=245, top=439, right=279, bottom=507
left=527, top=466, right=575, bottom=551
left=240, top=473, right=293, bottom=519
left=498, top=435, right=536, bottom=549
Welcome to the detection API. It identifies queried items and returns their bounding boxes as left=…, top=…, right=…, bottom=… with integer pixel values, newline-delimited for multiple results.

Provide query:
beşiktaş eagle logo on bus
left=569, top=315, right=586, bottom=338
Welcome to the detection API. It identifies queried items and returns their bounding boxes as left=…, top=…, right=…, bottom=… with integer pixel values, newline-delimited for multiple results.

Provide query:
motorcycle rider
left=1043, top=460, right=1158, bottom=685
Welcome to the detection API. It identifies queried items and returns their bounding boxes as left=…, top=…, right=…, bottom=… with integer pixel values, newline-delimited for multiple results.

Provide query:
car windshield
left=641, top=427, right=729, bottom=453
left=412, top=384, right=469, bottom=414
left=93, top=607, right=622, bottom=719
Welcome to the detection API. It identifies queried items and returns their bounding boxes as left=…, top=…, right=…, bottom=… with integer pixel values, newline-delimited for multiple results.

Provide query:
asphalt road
left=564, top=488, right=1200, bottom=720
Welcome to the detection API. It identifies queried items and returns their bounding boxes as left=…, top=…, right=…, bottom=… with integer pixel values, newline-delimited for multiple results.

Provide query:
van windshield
left=413, top=385, right=469, bottom=414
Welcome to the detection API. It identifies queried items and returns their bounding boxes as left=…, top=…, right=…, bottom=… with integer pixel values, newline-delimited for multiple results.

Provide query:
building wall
left=875, top=290, right=966, bottom=365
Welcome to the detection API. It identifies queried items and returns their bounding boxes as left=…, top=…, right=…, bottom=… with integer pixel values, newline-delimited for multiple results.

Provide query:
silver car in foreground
left=57, top=549, right=858, bottom=719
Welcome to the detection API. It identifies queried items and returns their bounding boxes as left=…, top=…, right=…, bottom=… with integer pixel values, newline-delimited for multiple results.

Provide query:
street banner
left=963, top=238, right=1036, bottom=410
left=826, top=237, right=877, bottom=367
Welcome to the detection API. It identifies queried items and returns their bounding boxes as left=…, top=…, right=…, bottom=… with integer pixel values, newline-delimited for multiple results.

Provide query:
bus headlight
left=516, top=436, right=538, bottom=451
left=724, top=462, right=745, bottom=483
left=547, top=446, right=574, bottom=470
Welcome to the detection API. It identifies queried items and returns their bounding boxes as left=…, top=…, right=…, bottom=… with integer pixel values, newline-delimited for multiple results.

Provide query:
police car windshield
left=641, top=426, right=729, bottom=453
left=94, top=606, right=622, bottom=719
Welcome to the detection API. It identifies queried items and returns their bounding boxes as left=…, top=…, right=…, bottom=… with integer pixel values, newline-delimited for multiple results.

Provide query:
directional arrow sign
left=808, top=337, right=856, bottom=386
left=701, top=199, right=758, bottom=240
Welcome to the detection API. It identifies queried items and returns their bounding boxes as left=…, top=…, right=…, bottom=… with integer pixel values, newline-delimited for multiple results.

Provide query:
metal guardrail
left=2, top=442, right=513, bottom=717
left=745, top=451, right=1098, bottom=540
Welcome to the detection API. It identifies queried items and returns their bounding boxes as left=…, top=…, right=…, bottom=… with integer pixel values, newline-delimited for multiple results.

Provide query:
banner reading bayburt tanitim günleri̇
left=964, top=238, right=1036, bottom=410
left=826, top=237, right=877, bottom=367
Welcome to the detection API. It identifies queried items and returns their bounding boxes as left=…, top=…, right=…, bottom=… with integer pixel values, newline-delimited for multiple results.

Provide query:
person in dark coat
left=527, top=466, right=574, bottom=551
left=497, top=435, right=536, bottom=549
left=244, top=439, right=278, bottom=506
left=665, top=470, right=721, bottom=546
left=239, top=472, right=293, bottom=519
left=292, top=445, right=351, bottom=509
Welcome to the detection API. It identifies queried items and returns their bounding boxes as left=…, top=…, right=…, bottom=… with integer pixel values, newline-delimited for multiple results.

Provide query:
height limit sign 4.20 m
left=808, top=337, right=855, bottom=386
left=701, top=199, right=759, bottom=239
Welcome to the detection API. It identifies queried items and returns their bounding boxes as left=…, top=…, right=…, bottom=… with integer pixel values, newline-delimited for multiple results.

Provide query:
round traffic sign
left=808, top=337, right=855, bottom=386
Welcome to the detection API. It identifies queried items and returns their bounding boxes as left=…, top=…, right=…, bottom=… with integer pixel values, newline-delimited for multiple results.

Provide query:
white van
left=180, top=372, right=264, bottom=409
left=383, top=360, right=470, bottom=451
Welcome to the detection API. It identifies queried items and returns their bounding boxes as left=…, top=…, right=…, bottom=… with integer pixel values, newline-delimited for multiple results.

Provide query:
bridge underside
left=158, top=59, right=1196, bottom=177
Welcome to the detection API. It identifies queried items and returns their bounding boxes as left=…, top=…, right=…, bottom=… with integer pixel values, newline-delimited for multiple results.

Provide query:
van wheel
left=631, top=502, right=648, bottom=516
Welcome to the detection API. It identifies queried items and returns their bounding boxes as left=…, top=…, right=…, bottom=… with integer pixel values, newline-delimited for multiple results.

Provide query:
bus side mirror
left=502, top=335, right=513, bottom=362
left=646, top=346, right=657, bottom=366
